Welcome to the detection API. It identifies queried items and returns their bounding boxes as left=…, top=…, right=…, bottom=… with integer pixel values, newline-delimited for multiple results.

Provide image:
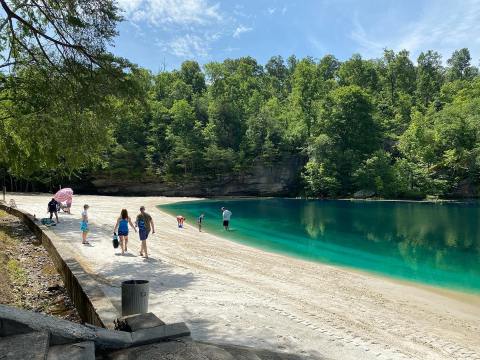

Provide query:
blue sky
left=113, top=0, right=480, bottom=71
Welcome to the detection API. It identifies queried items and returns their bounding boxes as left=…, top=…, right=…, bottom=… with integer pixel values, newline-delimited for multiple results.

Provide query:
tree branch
left=1, top=0, right=100, bottom=66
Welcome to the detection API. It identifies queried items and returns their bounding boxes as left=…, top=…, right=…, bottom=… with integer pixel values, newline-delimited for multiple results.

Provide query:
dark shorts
left=223, top=220, right=229, bottom=227
left=139, top=229, right=149, bottom=241
left=118, top=230, right=128, bottom=237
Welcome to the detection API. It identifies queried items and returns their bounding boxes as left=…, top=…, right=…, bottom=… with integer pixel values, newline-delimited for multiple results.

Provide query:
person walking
left=47, top=197, right=59, bottom=223
left=135, top=206, right=155, bottom=258
left=197, top=213, right=205, bottom=232
left=80, top=204, right=89, bottom=245
left=114, top=209, right=136, bottom=255
left=221, top=207, right=232, bottom=231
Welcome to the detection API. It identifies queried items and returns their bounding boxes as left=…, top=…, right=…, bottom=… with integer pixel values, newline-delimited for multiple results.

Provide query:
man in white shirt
left=221, top=207, right=232, bottom=231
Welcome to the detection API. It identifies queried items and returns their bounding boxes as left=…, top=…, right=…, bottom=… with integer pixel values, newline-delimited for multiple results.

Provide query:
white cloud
left=233, top=25, right=253, bottom=38
left=268, top=7, right=276, bottom=15
left=117, top=0, right=222, bottom=26
left=349, top=0, right=480, bottom=61
left=117, top=0, right=226, bottom=59
left=397, top=0, right=480, bottom=59
left=158, top=33, right=220, bottom=58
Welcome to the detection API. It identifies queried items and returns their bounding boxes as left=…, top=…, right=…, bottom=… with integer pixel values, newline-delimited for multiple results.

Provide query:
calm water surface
left=159, top=199, right=480, bottom=292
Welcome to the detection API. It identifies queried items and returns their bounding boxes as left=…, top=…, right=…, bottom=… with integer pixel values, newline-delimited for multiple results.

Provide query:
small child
left=176, top=215, right=185, bottom=228
left=80, top=204, right=89, bottom=245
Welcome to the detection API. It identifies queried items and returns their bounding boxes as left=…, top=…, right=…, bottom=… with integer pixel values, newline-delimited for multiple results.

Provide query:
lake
left=159, top=199, right=480, bottom=293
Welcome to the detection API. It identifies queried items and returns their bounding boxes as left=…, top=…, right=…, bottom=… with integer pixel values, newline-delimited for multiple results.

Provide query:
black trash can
left=121, top=280, right=149, bottom=316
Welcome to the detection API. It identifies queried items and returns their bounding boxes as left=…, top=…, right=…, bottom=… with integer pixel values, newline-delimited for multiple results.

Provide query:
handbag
left=112, top=233, right=119, bottom=248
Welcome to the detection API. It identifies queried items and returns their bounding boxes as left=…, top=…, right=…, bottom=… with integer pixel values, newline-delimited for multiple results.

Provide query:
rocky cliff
left=91, top=156, right=305, bottom=197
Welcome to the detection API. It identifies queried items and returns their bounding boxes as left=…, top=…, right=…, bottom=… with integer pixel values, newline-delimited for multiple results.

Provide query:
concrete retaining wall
left=0, top=204, right=118, bottom=329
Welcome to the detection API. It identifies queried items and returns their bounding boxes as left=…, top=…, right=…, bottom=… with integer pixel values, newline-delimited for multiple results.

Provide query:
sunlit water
left=159, top=199, right=480, bottom=292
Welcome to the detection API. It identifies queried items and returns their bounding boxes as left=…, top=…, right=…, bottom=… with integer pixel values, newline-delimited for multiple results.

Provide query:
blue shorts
left=139, top=229, right=149, bottom=241
left=80, top=221, right=89, bottom=232
left=118, top=230, right=128, bottom=237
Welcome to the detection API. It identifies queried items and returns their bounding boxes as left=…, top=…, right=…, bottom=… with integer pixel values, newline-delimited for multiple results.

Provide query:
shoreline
left=7, top=193, right=480, bottom=360
left=159, top=198, right=480, bottom=298
left=7, top=191, right=478, bottom=204
left=167, top=210, right=480, bottom=304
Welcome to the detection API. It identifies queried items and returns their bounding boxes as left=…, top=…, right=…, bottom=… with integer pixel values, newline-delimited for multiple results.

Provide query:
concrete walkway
left=10, top=193, right=480, bottom=360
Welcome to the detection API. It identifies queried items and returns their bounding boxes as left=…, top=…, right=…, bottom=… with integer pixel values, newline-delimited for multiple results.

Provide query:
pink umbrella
left=54, top=188, right=73, bottom=203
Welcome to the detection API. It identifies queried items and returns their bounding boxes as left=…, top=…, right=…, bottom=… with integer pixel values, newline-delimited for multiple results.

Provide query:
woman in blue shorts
left=114, top=209, right=136, bottom=255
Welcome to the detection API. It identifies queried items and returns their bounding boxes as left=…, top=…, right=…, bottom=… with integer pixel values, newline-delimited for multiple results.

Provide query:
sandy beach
left=8, top=193, right=480, bottom=360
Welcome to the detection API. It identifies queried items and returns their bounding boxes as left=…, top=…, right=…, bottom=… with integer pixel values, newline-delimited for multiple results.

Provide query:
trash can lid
left=122, top=280, right=149, bottom=285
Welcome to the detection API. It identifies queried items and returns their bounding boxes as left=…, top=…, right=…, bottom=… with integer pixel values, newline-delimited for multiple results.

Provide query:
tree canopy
left=1, top=5, right=480, bottom=199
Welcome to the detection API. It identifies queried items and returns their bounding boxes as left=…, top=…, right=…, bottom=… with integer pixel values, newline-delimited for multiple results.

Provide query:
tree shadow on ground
left=180, top=309, right=327, bottom=360
left=37, top=215, right=325, bottom=359
left=39, top=215, right=197, bottom=313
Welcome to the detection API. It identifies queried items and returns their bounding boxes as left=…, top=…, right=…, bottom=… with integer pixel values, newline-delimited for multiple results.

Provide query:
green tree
left=288, top=58, right=321, bottom=141
left=179, top=60, right=206, bottom=94
left=353, top=150, right=399, bottom=197
left=416, top=50, right=444, bottom=107
left=337, top=54, right=379, bottom=91
left=0, top=0, right=122, bottom=72
left=446, top=48, right=479, bottom=82
left=243, top=98, right=287, bottom=163
left=166, top=100, right=203, bottom=175
left=305, top=85, right=379, bottom=194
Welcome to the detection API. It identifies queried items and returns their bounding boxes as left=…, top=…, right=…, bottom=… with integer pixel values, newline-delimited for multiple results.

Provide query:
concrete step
left=47, top=341, right=95, bottom=360
left=116, top=313, right=165, bottom=332
left=0, top=331, right=50, bottom=360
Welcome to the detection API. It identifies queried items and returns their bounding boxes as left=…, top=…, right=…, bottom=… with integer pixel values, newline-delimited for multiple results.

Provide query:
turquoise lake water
left=159, top=199, right=480, bottom=293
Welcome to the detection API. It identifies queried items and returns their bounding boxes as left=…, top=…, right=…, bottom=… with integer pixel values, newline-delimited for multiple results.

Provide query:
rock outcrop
left=91, top=156, right=305, bottom=197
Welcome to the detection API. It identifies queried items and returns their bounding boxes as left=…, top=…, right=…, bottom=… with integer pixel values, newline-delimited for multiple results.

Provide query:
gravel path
left=10, top=193, right=480, bottom=360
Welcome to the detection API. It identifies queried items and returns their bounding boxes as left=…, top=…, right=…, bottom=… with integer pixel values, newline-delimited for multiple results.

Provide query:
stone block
left=0, top=331, right=50, bottom=360
left=130, top=323, right=191, bottom=346
left=119, top=313, right=165, bottom=332
left=47, top=341, right=95, bottom=360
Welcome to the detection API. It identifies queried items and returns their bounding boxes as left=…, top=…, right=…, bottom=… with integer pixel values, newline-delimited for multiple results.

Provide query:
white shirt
left=222, top=210, right=232, bottom=221
left=82, top=210, right=88, bottom=222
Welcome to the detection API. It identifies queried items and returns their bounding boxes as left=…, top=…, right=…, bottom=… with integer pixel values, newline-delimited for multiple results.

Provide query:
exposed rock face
left=91, top=156, right=305, bottom=197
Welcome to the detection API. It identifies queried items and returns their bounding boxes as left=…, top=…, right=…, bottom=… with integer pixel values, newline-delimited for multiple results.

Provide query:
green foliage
left=353, top=150, right=399, bottom=197
left=3, top=39, right=480, bottom=199
left=306, top=86, right=379, bottom=194
left=416, top=50, right=444, bottom=107
left=446, top=48, right=479, bottom=82
left=302, top=161, right=340, bottom=197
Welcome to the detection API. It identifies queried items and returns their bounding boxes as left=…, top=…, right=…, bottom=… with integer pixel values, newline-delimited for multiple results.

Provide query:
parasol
left=54, top=188, right=73, bottom=203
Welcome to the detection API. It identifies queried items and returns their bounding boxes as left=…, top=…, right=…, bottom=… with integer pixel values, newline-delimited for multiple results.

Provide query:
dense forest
left=96, top=49, right=480, bottom=199
left=1, top=2, right=480, bottom=198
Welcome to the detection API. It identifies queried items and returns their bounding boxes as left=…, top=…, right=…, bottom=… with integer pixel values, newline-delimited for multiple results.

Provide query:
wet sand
left=9, top=193, right=480, bottom=360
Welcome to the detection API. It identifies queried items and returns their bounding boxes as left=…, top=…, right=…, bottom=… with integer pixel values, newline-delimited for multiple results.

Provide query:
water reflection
left=160, top=199, right=480, bottom=292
